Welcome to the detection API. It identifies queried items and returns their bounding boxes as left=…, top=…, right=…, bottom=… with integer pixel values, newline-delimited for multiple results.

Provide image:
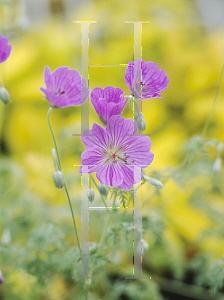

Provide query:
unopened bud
left=0, top=87, right=10, bottom=105
left=0, top=270, right=3, bottom=284
left=135, top=112, right=146, bottom=131
left=144, top=176, right=164, bottom=189
left=217, top=143, right=224, bottom=154
left=1, top=229, right=11, bottom=246
left=87, top=188, right=95, bottom=203
left=213, top=157, right=222, bottom=173
left=53, top=170, right=65, bottom=189
left=141, top=239, right=149, bottom=255
left=98, top=183, right=108, bottom=196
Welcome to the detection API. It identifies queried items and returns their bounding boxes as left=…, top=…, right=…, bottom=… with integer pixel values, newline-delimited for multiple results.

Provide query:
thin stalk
left=91, top=176, right=117, bottom=227
left=98, top=214, right=111, bottom=252
left=47, top=107, right=81, bottom=257
left=124, top=182, right=141, bottom=217
left=98, top=190, right=118, bottom=252
left=128, top=96, right=140, bottom=116
left=85, top=285, right=89, bottom=300
left=47, top=107, right=61, bottom=170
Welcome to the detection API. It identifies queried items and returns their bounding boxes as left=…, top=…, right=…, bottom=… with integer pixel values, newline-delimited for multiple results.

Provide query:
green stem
left=47, top=107, right=82, bottom=257
left=124, top=182, right=141, bottom=217
left=97, top=190, right=118, bottom=253
left=47, top=107, right=61, bottom=170
left=89, top=173, right=92, bottom=189
left=201, top=62, right=224, bottom=137
left=85, top=284, right=89, bottom=300
left=98, top=214, right=111, bottom=252
left=91, top=176, right=117, bottom=227
left=128, top=96, right=140, bottom=116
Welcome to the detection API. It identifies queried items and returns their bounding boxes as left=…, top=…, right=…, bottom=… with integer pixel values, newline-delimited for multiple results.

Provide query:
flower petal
left=0, top=34, right=12, bottom=64
left=40, top=66, right=88, bottom=108
left=81, top=123, right=110, bottom=150
left=106, top=116, right=137, bottom=148
left=96, top=162, right=123, bottom=187
left=118, top=165, right=135, bottom=190
left=124, top=59, right=169, bottom=100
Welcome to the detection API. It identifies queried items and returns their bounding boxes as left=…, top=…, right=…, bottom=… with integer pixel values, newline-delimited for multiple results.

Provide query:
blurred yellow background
left=1, top=0, right=224, bottom=299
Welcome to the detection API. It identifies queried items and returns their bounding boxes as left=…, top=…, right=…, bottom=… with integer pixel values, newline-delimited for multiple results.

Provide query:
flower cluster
left=40, top=59, right=168, bottom=190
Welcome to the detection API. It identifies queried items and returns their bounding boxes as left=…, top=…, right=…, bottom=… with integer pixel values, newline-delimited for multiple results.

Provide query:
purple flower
left=79, top=115, right=154, bottom=190
left=0, top=270, right=3, bottom=285
left=0, top=34, right=12, bottom=64
left=124, top=59, right=169, bottom=99
left=40, top=66, right=89, bottom=108
left=90, top=86, right=127, bottom=124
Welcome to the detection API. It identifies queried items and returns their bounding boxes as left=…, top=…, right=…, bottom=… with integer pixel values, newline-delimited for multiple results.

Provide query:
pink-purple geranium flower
left=79, top=115, right=154, bottom=190
left=0, top=270, right=3, bottom=284
left=0, top=34, right=12, bottom=64
left=40, top=66, right=89, bottom=108
left=124, top=59, right=169, bottom=99
left=90, top=86, right=127, bottom=124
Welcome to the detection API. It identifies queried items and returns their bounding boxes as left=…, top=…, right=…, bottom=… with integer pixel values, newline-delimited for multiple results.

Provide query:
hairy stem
left=47, top=107, right=82, bottom=257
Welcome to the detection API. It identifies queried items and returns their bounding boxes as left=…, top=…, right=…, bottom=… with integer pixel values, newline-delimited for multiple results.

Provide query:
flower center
left=55, top=89, right=65, bottom=96
left=104, top=146, right=135, bottom=165
left=135, top=81, right=146, bottom=94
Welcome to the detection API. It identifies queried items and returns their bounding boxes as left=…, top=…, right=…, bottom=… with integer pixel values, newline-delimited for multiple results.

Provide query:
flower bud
left=135, top=112, right=146, bottom=131
left=1, top=229, right=11, bottom=246
left=142, top=239, right=149, bottom=253
left=0, top=87, right=10, bottom=105
left=213, top=157, right=222, bottom=173
left=0, top=270, right=4, bottom=284
left=217, top=143, right=224, bottom=154
left=87, top=188, right=95, bottom=203
left=53, top=170, right=65, bottom=189
left=98, top=183, right=108, bottom=196
left=144, top=176, right=164, bottom=189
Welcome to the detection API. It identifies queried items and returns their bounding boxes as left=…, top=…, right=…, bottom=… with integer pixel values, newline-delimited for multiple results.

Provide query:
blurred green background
left=0, top=0, right=224, bottom=299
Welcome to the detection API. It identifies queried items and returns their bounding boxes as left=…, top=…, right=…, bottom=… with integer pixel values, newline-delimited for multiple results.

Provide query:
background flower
left=0, top=34, right=12, bottom=64
left=0, top=270, right=3, bottom=284
left=80, top=115, right=154, bottom=190
left=124, top=59, right=169, bottom=99
left=90, top=86, right=127, bottom=124
left=40, top=66, right=89, bottom=108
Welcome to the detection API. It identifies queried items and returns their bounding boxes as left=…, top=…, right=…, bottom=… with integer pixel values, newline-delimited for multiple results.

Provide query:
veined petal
left=43, top=66, right=53, bottom=91
left=81, top=123, right=110, bottom=150
left=40, top=66, right=88, bottom=108
left=96, top=162, right=123, bottom=187
left=91, top=86, right=126, bottom=122
left=104, top=86, right=124, bottom=103
left=123, top=135, right=154, bottom=167
left=124, top=59, right=169, bottom=100
left=81, top=147, right=104, bottom=166
left=106, top=116, right=137, bottom=148
left=109, top=99, right=128, bottom=118
left=118, top=165, right=135, bottom=191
